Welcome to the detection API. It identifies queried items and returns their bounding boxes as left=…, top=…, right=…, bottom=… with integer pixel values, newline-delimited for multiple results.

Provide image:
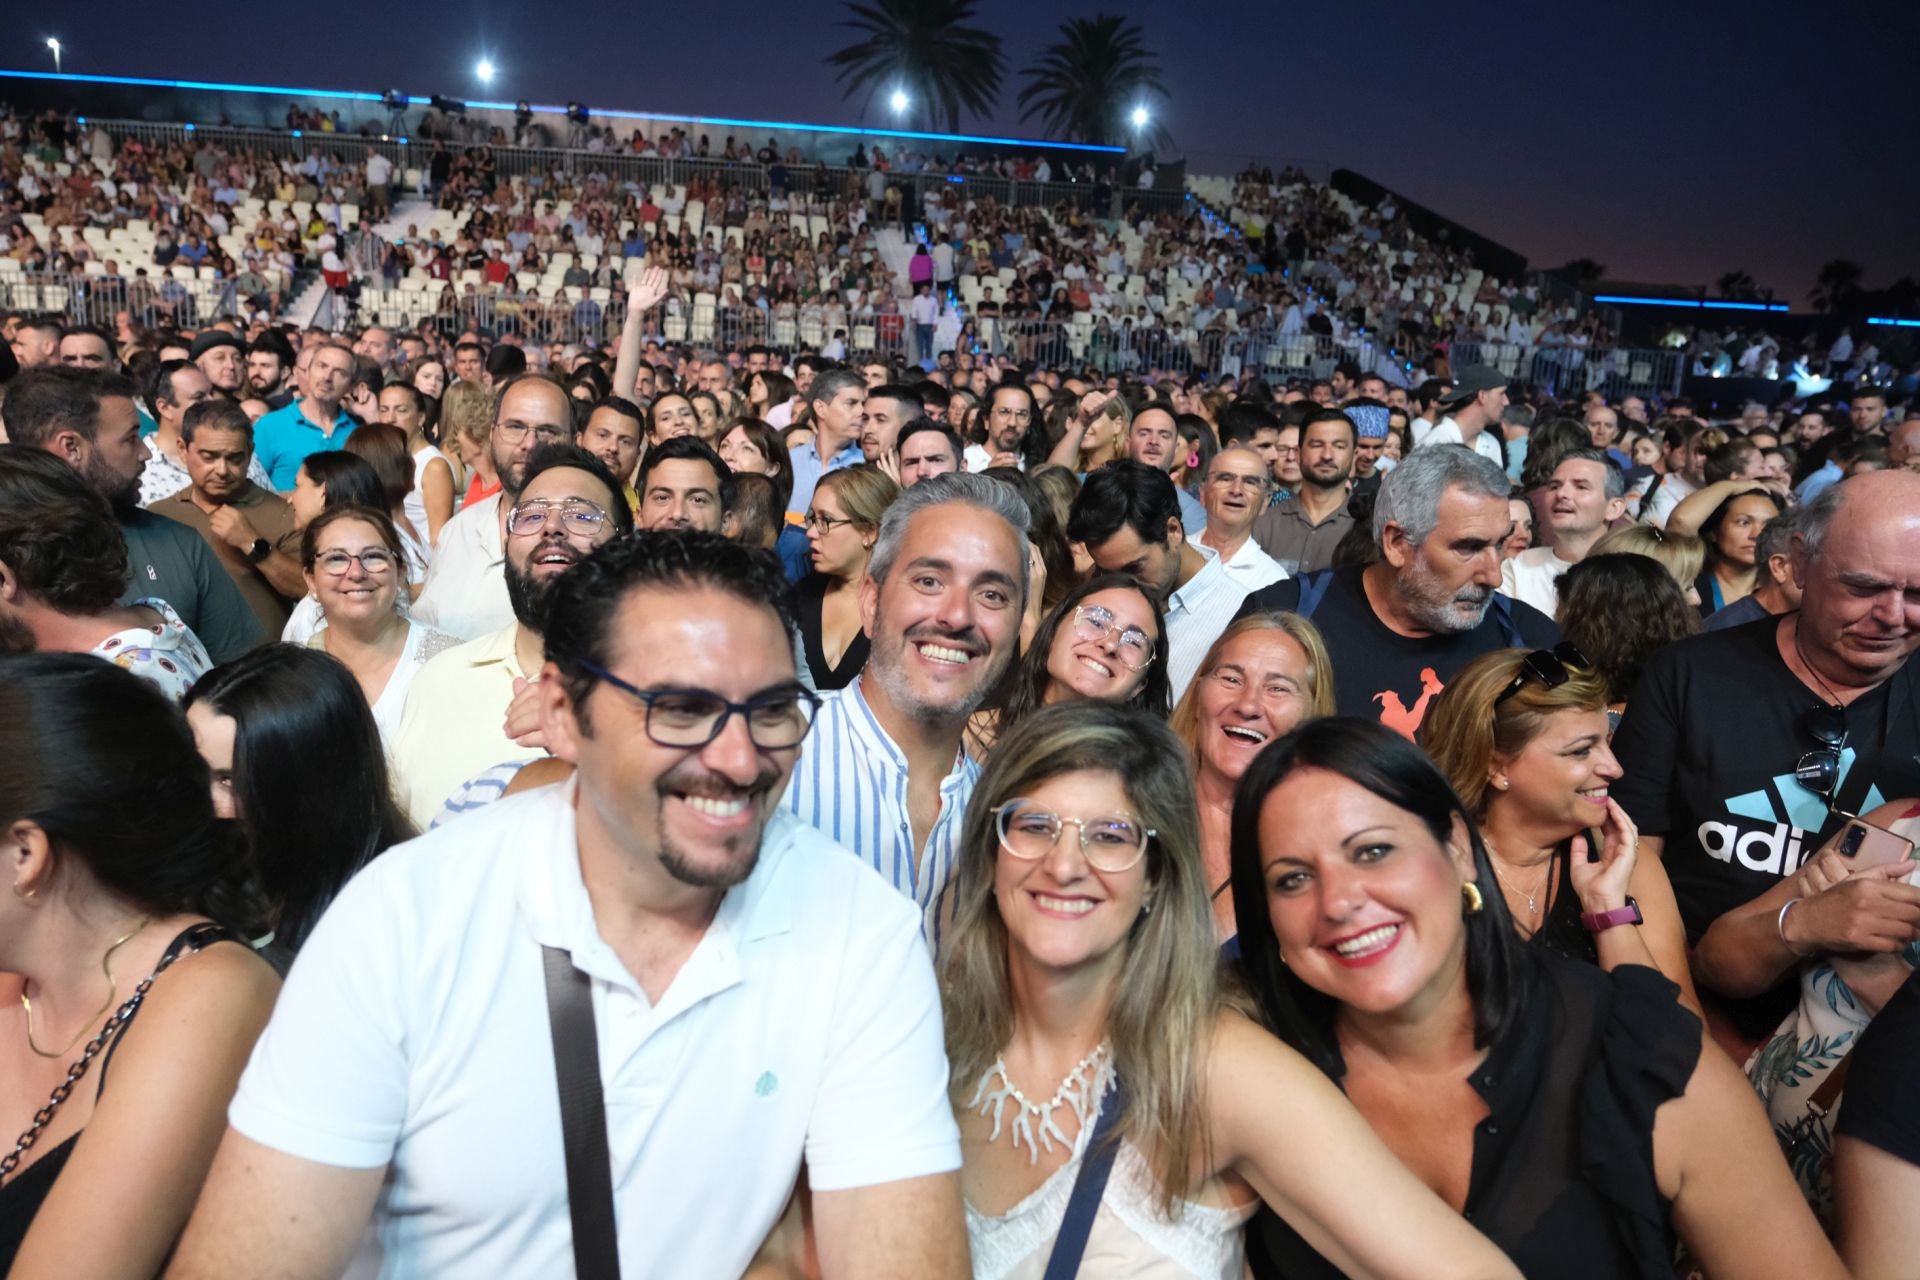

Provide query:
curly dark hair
left=0, top=444, right=129, bottom=613
left=1556, top=552, right=1701, bottom=704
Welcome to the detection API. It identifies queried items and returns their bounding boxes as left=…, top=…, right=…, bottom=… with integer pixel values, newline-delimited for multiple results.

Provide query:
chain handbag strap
left=0, top=924, right=220, bottom=1184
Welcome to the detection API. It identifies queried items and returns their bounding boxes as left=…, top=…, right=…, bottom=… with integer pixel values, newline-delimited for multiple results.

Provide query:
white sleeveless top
left=406, top=443, right=453, bottom=543
left=965, top=1093, right=1254, bottom=1280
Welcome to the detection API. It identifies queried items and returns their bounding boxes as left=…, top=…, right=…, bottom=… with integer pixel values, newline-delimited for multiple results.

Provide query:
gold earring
left=12, top=882, right=33, bottom=901
left=1461, top=882, right=1485, bottom=916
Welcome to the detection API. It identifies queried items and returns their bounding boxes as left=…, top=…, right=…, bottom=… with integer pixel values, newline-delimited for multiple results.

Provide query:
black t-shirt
left=1834, top=970, right=1920, bottom=1166
left=1237, top=567, right=1559, bottom=738
left=1612, top=616, right=1920, bottom=938
left=1611, top=617, right=1920, bottom=1036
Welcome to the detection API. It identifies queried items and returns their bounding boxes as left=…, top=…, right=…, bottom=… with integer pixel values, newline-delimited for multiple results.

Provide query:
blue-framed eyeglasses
left=572, top=659, right=821, bottom=750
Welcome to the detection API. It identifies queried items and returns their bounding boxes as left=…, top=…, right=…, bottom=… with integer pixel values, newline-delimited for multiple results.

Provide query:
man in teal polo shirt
left=252, top=341, right=357, bottom=491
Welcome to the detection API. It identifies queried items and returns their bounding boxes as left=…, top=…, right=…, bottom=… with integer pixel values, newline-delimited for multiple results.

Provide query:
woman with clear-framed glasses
left=299, top=504, right=461, bottom=746
left=941, top=702, right=1522, bottom=1280
left=965, top=575, right=1170, bottom=761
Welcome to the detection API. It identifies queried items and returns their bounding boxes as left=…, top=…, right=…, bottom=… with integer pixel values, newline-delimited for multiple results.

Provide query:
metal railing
left=0, top=269, right=266, bottom=329
left=1446, top=341, right=1683, bottom=401
left=81, top=119, right=1194, bottom=217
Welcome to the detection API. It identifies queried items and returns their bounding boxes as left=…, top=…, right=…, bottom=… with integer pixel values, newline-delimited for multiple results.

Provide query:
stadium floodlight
left=889, top=89, right=909, bottom=117
left=47, top=38, right=62, bottom=75
left=1130, top=105, right=1149, bottom=129
left=475, top=59, right=496, bottom=85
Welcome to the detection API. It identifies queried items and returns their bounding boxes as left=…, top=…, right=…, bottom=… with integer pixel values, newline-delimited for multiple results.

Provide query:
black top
left=1524, top=840, right=1601, bottom=967
left=796, top=573, right=869, bottom=692
left=1237, top=567, right=1559, bottom=737
left=0, top=923, right=238, bottom=1271
left=1834, top=970, right=1920, bottom=1165
left=1611, top=615, right=1920, bottom=1036
left=1248, top=957, right=1701, bottom=1280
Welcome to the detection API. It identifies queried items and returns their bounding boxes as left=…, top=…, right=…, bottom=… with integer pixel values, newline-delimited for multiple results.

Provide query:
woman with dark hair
left=377, top=380, right=455, bottom=548
left=1691, top=488, right=1786, bottom=618
left=1554, top=553, right=1700, bottom=715
left=345, top=422, right=430, bottom=594
left=747, top=369, right=796, bottom=420
left=0, top=654, right=278, bottom=1276
left=184, top=644, right=414, bottom=960
left=688, top=389, right=725, bottom=441
left=966, top=574, right=1171, bottom=759
left=716, top=417, right=794, bottom=502
left=648, top=390, right=701, bottom=445
left=980, top=466, right=1074, bottom=649
left=1173, top=411, right=1218, bottom=496
left=1230, top=717, right=1845, bottom=1280
left=280, top=452, right=391, bottom=644
left=945, top=703, right=1520, bottom=1279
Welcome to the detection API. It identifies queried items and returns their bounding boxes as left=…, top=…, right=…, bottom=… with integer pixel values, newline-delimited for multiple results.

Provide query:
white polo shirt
left=1199, top=532, right=1289, bottom=594
left=412, top=493, right=511, bottom=641
left=229, top=782, right=959, bottom=1279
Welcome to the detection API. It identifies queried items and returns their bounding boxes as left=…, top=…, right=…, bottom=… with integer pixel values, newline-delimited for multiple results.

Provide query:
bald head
left=1888, top=420, right=1920, bottom=471
left=1794, top=469, right=1920, bottom=686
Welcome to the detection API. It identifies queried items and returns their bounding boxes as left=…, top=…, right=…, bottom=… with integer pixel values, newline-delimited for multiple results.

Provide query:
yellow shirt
left=391, top=623, right=544, bottom=829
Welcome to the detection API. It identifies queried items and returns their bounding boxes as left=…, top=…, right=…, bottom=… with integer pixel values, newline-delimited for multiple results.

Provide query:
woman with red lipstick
left=945, top=703, right=1523, bottom=1280
left=1421, top=648, right=1697, bottom=1011
left=1171, top=612, right=1336, bottom=941
left=1231, top=717, right=1845, bottom=1280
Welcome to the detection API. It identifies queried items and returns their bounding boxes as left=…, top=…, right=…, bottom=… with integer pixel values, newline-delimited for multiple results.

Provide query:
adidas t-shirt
left=1613, top=615, right=1920, bottom=941
left=1237, top=567, right=1559, bottom=739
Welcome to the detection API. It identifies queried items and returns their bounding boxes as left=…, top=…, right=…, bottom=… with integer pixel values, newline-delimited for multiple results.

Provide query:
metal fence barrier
left=0, top=270, right=254, bottom=329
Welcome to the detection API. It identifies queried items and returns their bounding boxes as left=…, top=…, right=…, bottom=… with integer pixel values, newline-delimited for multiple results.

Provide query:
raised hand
left=628, top=265, right=669, bottom=313
left=1568, top=797, right=1639, bottom=913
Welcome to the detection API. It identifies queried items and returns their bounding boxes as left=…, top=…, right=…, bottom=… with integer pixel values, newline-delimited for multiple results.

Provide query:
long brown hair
left=941, top=702, right=1225, bottom=1213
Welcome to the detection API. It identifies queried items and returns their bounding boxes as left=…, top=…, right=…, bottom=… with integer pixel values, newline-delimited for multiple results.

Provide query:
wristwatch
left=245, top=537, right=272, bottom=564
left=1580, top=897, right=1643, bottom=933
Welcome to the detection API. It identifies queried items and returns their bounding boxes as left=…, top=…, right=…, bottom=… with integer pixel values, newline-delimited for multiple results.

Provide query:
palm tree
left=1809, top=258, right=1865, bottom=313
left=1716, top=269, right=1758, bottom=300
left=1557, top=258, right=1607, bottom=285
left=825, top=0, right=1005, bottom=135
left=1018, top=15, right=1170, bottom=150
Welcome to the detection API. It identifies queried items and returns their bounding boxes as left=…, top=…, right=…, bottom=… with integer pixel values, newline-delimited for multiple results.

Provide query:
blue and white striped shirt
left=783, top=676, right=979, bottom=945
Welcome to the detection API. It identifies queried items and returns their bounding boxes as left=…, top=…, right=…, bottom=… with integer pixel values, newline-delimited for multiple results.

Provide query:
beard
left=867, top=620, right=1009, bottom=726
left=504, top=555, right=564, bottom=631
left=653, top=758, right=782, bottom=890
left=1398, top=553, right=1493, bottom=635
left=83, top=453, right=142, bottom=514
left=0, top=608, right=37, bottom=654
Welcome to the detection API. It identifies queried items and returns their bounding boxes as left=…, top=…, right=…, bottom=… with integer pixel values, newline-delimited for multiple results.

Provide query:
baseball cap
left=1437, top=367, right=1507, bottom=406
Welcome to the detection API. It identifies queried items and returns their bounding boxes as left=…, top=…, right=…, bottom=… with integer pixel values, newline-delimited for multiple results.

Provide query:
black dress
left=1527, top=839, right=1600, bottom=967
left=1247, top=956, right=1702, bottom=1279
left=797, top=573, right=868, bottom=691
left=0, top=923, right=239, bottom=1270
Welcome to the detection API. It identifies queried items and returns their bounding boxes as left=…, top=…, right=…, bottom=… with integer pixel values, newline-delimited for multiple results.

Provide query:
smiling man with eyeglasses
left=393, top=443, right=632, bottom=828
left=177, top=531, right=969, bottom=1280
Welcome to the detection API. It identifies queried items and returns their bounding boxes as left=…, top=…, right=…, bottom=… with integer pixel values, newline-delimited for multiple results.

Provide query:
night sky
left=5, top=0, right=1915, bottom=307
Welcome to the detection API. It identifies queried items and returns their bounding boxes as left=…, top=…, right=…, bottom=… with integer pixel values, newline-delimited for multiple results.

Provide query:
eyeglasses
left=1494, top=642, right=1590, bottom=706
left=313, top=548, right=396, bottom=577
left=507, top=499, right=613, bottom=538
left=573, top=659, right=821, bottom=750
left=1072, top=605, right=1155, bottom=671
left=494, top=420, right=570, bottom=445
left=993, top=800, right=1155, bottom=873
left=1795, top=704, right=1850, bottom=812
left=804, top=511, right=857, bottom=532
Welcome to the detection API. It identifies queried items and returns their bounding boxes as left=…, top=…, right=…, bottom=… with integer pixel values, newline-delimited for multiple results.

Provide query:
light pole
left=47, top=39, right=62, bottom=75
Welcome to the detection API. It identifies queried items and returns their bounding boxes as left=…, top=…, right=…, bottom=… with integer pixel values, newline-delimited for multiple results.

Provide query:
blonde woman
left=1045, top=388, right=1128, bottom=473
left=944, top=701, right=1522, bottom=1280
left=440, top=379, right=498, bottom=505
left=1170, top=613, right=1336, bottom=941
left=1589, top=524, right=1705, bottom=608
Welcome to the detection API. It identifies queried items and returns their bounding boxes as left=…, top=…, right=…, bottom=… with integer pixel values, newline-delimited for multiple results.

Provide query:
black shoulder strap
left=1041, top=1079, right=1129, bottom=1280
left=1294, top=570, right=1333, bottom=619
left=542, top=945, right=621, bottom=1280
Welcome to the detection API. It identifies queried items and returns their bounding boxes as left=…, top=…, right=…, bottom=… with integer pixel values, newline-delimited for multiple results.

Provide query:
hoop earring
left=1461, top=882, right=1485, bottom=916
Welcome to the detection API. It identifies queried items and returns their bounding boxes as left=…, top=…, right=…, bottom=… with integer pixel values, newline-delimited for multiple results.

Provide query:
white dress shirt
left=411, top=493, right=511, bottom=640
left=228, top=782, right=960, bottom=1279
left=1200, top=533, right=1288, bottom=594
left=1164, top=544, right=1253, bottom=702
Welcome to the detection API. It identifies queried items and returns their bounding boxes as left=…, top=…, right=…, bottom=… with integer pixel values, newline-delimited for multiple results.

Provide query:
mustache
left=656, top=759, right=783, bottom=800
left=902, top=621, right=987, bottom=654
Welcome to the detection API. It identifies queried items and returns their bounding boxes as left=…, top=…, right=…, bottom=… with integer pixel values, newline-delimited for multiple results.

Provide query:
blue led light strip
left=1591, top=294, right=1790, bottom=313
left=0, top=68, right=1126, bottom=153
left=1867, top=317, right=1920, bottom=329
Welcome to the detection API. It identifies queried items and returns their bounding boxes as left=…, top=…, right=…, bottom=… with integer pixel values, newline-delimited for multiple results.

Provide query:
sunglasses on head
left=1494, top=642, right=1590, bottom=706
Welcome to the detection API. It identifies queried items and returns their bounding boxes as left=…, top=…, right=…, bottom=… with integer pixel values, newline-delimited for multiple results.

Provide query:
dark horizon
left=5, top=0, right=1915, bottom=309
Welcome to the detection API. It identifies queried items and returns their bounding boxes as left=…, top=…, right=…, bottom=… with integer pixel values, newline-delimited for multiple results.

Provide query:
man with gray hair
left=784, top=472, right=1030, bottom=939
left=1501, top=448, right=1629, bottom=615
left=1237, top=444, right=1558, bottom=736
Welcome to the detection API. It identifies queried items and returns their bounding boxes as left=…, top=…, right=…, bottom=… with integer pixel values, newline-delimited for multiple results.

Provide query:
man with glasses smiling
left=415, top=373, right=575, bottom=640
left=177, top=531, right=969, bottom=1279
left=394, top=443, right=632, bottom=827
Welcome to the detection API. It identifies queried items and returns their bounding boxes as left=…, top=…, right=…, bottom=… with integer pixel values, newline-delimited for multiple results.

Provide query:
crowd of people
left=6, top=95, right=1920, bottom=1280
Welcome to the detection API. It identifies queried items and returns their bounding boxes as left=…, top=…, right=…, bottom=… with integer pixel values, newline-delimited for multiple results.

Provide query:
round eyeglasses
left=993, top=799, right=1154, bottom=873
left=507, top=499, right=613, bottom=539
left=313, top=548, right=396, bottom=577
left=1072, top=605, right=1154, bottom=672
